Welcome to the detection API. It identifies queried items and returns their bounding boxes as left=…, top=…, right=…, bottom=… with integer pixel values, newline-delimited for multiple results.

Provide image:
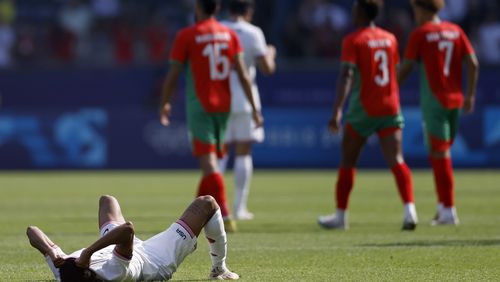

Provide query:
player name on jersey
left=195, top=32, right=231, bottom=44
left=425, top=30, right=460, bottom=42
left=367, top=39, right=392, bottom=48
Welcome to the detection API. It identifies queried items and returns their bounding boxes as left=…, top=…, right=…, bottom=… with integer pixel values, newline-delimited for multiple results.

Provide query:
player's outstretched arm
left=256, top=45, right=277, bottom=75
left=76, top=222, right=135, bottom=268
left=160, top=63, right=183, bottom=126
left=463, top=54, right=479, bottom=114
left=398, top=60, right=415, bottom=85
left=27, top=226, right=65, bottom=267
left=329, top=65, right=354, bottom=133
left=235, top=55, right=263, bottom=127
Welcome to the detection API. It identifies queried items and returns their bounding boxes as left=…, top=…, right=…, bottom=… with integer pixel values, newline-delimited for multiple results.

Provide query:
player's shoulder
left=440, top=21, right=463, bottom=31
left=223, top=20, right=263, bottom=37
left=374, top=27, right=397, bottom=40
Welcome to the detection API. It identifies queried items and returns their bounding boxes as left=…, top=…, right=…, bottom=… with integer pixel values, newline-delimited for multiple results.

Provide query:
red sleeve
left=341, top=37, right=356, bottom=65
left=393, top=37, right=400, bottom=65
left=230, top=30, right=243, bottom=59
left=170, top=30, right=189, bottom=64
left=404, top=30, right=421, bottom=61
left=460, top=28, right=475, bottom=57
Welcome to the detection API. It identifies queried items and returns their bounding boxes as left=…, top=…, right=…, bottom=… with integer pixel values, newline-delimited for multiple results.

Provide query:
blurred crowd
left=0, top=0, right=499, bottom=69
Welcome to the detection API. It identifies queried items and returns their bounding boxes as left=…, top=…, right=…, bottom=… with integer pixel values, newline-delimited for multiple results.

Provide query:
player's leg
left=318, top=124, right=365, bottom=230
left=178, top=196, right=239, bottom=280
left=378, top=128, right=418, bottom=230
left=98, top=195, right=126, bottom=235
left=26, top=226, right=66, bottom=280
left=191, top=112, right=236, bottom=232
left=232, top=113, right=264, bottom=220
left=427, top=110, right=460, bottom=225
left=233, top=141, right=254, bottom=220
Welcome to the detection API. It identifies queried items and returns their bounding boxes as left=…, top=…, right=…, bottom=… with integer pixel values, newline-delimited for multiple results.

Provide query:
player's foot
left=234, top=209, right=254, bottom=220
left=209, top=266, right=240, bottom=280
left=401, top=219, right=417, bottom=231
left=431, top=207, right=459, bottom=226
left=223, top=218, right=238, bottom=233
left=317, top=214, right=347, bottom=230
left=402, top=203, right=418, bottom=231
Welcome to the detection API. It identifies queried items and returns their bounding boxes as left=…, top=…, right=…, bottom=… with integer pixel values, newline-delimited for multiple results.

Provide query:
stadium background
left=0, top=0, right=499, bottom=169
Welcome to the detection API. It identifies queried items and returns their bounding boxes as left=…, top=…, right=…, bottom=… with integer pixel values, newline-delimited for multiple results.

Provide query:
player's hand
left=47, top=248, right=65, bottom=268
left=328, top=111, right=342, bottom=134
left=252, top=111, right=264, bottom=128
left=75, top=249, right=91, bottom=269
left=160, top=103, right=172, bottom=126
left=267, top=45, right=277, bottom=59
left=463, top=96, right=475, bottom=114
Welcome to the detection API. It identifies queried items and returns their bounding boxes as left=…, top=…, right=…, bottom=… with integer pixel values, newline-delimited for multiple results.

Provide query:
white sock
left=218, top=155, right=229, bottom=174
left=204, top=208, right=227, bottom=269
left=437, top=203, right=444, bottom=214
left=336, top=208, right=346, bottom=222
left=234, top=155, right=252, bottom=213
left=404, top=203, right=418, bottom=222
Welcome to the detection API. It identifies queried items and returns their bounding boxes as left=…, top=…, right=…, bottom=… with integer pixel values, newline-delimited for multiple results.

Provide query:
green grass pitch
left=1, top=170, right=499, bottom=281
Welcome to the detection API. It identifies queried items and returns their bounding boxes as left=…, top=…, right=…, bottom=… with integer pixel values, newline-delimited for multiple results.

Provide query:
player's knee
left=99, top=195, right=116, bottom=206
left=26, top=226, right=36, bottom=236
left=196, top=195, right=219, bottom=213
left=123, top=221, right=135, bottom=235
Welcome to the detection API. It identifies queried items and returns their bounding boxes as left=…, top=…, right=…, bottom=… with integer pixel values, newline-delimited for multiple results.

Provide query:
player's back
left=343, top=27, right=400, bottom=117
left=406, top=21, right=475, bottom=108
left=221, top=19, right=267, bottom=113
left=221, top=19, right=265, bottom=80
left=171, top=18, right=242, bottom=113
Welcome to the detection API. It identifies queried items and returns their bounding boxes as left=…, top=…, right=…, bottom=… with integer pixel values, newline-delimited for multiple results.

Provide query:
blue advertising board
left=0, top=67, right=498, bottom=169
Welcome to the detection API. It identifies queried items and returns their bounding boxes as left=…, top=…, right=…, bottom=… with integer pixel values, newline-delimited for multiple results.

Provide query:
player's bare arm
left=160, top=63, right=183, bottom=126
left=463, top=54, right=479, bottom=114
left=256, top=45, right=277, bottom=75
left=235, top=54, right=264, bottom=127
left=330, top=64, right=354, bottom=133
left=397, top=60, right=415, bottom=85
left=76, top=221, right=135, bottom=268
left=27, top=226, right=65, bottom=267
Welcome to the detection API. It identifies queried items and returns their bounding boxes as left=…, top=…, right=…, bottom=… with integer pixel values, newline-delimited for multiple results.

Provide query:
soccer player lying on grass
left=26, top=195, right=239, bottom=281
left=398, top=0, right=479, bottom=225
left=317, top=0, right=418, bottom=231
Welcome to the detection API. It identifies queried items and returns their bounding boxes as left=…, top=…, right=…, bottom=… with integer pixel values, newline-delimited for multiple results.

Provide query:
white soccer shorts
left=225, top=112, right=264, bottom=143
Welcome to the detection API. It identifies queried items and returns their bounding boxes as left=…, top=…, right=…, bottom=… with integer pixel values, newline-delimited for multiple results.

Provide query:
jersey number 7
left=438, top=41, right=454, bottom=77
left=203, top=43, right=230, bottom=81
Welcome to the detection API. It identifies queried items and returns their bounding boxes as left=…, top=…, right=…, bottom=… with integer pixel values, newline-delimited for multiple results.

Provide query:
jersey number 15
left=203, top=43, right=230, bottom=81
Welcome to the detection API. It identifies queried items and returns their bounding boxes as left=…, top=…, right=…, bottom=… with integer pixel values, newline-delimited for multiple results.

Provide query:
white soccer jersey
left=221, top=19, right=268, bottom=113
left=57, top=221, right=197, bottom=282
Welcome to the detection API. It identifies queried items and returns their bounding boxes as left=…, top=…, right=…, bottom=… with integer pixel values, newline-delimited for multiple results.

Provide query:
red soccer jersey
left=404, top=21, right=475, bottom=109
left=170, top=18, right=243, bottom=113
left=342, top=27, right=400, bottom=116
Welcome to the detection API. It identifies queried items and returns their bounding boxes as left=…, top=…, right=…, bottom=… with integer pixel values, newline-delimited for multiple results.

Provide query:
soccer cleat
left=317, top=214, right=347, bottom=230
left=223, top=218, right=237, bottom=233
left=209, top=266, right=240, bottom=280
left=401, top=220, right=417, bottom=231
left=431, top=207, right=459, bottom=226
left=234, top=210, right=254, bottom=221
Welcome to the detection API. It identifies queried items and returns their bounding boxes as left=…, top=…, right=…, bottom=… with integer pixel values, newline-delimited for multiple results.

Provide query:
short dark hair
left=229, top=0, right=254, bottom=15
left=197, top=0, right=221, bottom=15
left=414, top=0, right=445, bottom=13
left=357, top=0, right=381, bottom=21
left=59, top=258, right=101, bottom=282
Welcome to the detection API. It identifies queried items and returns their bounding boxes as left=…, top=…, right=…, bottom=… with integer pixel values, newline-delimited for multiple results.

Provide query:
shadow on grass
left=359, top=239, right=500, bottom=248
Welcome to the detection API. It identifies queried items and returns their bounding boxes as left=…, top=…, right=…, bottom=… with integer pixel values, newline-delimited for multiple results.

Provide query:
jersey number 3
left=374, top=50, right=389, bottom=87
left=203, top=43, right=230, bottom=81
